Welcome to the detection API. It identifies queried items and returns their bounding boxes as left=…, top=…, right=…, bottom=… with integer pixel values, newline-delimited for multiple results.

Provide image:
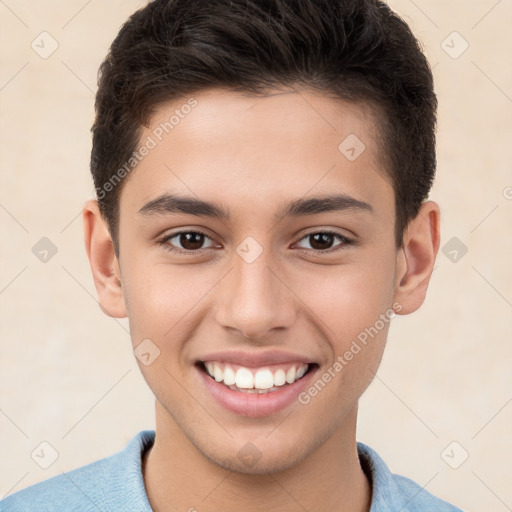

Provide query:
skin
left=83, top=87, right=440, bottom=512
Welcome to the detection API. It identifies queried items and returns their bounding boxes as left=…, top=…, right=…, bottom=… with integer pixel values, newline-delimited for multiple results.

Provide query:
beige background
left=1, top=1, right=511, bottom=510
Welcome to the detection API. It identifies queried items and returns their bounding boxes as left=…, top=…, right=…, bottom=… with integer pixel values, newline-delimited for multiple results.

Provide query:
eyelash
left=158, top=229, right=355, bottom=255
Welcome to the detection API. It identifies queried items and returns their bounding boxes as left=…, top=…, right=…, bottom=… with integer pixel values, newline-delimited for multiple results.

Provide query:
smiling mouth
left=196, top=361, right=318, bottom=394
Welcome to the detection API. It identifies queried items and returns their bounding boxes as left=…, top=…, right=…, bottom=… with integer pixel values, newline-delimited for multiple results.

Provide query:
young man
left=2, top=0, right=464, bottom=510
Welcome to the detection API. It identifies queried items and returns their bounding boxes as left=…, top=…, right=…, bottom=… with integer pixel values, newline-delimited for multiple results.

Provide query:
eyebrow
left=138, top=193, right=373, bottom=220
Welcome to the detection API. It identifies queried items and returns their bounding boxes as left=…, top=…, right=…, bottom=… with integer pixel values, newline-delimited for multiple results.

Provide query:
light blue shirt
left=1, top=430, right=463, bottom=511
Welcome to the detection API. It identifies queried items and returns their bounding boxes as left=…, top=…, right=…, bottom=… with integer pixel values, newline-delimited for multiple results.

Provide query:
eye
left=159, top=230, right=217, bottom=254
left=158, top=229, right=355, bottom=255
left=294, top=231, right=354, bottom=252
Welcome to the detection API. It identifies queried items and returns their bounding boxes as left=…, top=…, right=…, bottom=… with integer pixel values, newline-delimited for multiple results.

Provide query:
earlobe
left=393, top=201, right=441, bottom=315
left=82, top=199, right=127, bottom=318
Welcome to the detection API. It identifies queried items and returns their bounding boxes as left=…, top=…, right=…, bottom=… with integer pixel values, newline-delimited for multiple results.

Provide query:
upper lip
left=197, top=350, right=315, bottom=368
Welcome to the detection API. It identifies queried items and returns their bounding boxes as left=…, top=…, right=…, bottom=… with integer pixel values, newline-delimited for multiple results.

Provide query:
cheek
left=121, top=257, right=214, bottom=346
left=293, top=258, right=396, bottom=343
left=297, top=267, right=394, bottom=412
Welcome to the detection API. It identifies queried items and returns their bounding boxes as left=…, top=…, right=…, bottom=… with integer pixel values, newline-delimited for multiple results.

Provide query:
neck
left=142, top=401, right=371, bottom=512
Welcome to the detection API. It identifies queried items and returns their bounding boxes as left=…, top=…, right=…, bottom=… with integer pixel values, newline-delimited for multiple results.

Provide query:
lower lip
left=196, top=364, right=317, bottom=418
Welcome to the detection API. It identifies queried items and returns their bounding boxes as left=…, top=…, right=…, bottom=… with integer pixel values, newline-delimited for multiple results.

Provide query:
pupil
left=181, top=232, right=204, bottom=250
left=310, top=233, right=333, bottom=250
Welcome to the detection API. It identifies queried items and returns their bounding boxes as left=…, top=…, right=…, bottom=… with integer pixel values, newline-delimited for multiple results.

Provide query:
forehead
left=120, top=87, right=393, bottom=222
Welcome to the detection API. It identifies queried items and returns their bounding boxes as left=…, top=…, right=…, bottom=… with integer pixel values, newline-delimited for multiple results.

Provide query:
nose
left=214, top=247, right=297, bottom=341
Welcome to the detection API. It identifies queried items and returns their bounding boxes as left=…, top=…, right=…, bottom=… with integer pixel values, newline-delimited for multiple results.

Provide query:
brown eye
left=177, top=232, right=206, bottom=250
left=160, top=230, right=216, bottom=253
left=309, top=233, right=335, bottom=250
left=295, top=231, right=353, bottom=252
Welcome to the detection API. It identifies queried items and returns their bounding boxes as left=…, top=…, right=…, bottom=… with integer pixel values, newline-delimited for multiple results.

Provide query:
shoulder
left=357, top=442, right=465, bottom=511
left=0, top=430, right=155, bottom=512
left=1, top=457, right=111, bottom=512
left=389, top=473, right=464, bottom=511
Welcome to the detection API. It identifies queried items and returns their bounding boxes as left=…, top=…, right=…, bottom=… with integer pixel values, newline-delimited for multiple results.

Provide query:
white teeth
left=223, top=365, right=236, bottom=385
left=213, top=362, right=224, bottom=382
left=296, top=365, right=307, bottom=379
left=235, top=367, right=254, bottom=389
left=254, top=369, right=274, bottom=389
left=273, top=369, right=286, bottom=386
left=285, top=366, right=296, bottom=384
left=203, top=362, right=310, bottom=390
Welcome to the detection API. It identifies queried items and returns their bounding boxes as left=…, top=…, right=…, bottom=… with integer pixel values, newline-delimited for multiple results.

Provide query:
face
left=90, top=87, right=422, bottom=474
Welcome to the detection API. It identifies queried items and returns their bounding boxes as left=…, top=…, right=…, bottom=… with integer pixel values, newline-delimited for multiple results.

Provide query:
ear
left=82, top=199, right=127, bottom=318
left=393, top=200, right=441, bottom=315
